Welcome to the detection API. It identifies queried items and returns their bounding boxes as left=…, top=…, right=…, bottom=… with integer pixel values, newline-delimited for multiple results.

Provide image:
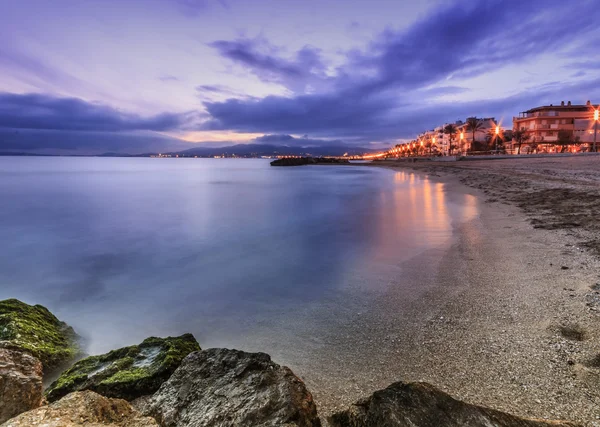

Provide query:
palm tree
left=512, top=128, right=530, bottom=155
left=424, top=139, right=433, bottom=155
left=465, top=117, right=484, bottom=151
left=443, top=124, right=457, bottom=155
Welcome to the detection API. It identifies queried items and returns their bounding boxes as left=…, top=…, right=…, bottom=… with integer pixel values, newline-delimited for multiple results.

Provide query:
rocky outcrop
left=0, top=345, right=43, bottom=424
left=45, top=334, right=200, bottom=402
left=0, top=299, right=83, bottom=374
left=270, top=157, right=350, bottom=166
left=144, top=348, right=321, bottom=427
left=328, top=381, right=580, bottom=427
left=1, top=390, right=158, bottom=427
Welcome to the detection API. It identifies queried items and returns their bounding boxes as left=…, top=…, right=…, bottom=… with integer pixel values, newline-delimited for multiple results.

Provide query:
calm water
left=0, top=157, right=477, bottom=355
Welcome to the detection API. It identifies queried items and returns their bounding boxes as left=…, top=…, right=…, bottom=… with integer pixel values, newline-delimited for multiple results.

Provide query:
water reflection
left=374, top=172, right=459, bottom=265
left=0, top=158, right=479, bottom=355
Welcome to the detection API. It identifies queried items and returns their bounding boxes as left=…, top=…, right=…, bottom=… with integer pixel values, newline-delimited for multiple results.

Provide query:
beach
left=2, top=156, right=600, bottom=425
left=294, top=156, right=600, bottom=424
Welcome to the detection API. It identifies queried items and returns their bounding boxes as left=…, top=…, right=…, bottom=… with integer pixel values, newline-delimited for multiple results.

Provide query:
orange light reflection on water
left=377, top=172, right=479, bottom=253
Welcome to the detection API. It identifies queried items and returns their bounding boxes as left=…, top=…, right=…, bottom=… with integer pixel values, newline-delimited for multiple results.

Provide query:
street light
left=460, top=131, right=464, bottom=155
left=594, top=108, right=598, bottom=153
left=495, top=125, right=501, bottom=153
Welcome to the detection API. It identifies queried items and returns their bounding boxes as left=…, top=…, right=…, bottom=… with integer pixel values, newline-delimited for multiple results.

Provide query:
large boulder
left=45, top=334, right=200, bottom=402
left=0, top=345, right=43, bottom=424
left=144, top=348, right=321, bottom=427
left=328, top=381, right=580, bottom=427
left=0, top=299, right=83, bottom=374
left=1, top=390, right=158, bottom=426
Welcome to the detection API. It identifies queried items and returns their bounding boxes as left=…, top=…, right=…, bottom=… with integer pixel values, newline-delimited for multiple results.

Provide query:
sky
left=1, top=0, right=600, bottom=154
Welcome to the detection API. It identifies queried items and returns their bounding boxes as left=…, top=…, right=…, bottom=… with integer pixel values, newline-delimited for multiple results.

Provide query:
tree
left=465, top=117, right=485, bottom=149
left=487, top=127, right=505, bottom=153
left=512, top=129, right=530, bottom=155
left=424, top=139, right=433, bottom=155
left=443, top=124, right=457, bottom=155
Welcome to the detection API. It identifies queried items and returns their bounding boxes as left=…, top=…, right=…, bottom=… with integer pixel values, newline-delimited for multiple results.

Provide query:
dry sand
left=300, top=156, right=600, bottom=425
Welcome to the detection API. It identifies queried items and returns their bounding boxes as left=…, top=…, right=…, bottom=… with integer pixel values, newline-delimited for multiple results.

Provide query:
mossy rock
left=45, top=334, right=200, bottom=402
left=0, top=299, right=83, bottom=374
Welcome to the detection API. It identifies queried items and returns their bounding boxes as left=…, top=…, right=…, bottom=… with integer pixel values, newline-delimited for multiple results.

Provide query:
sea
left=0, top=157, right=478, bottom=358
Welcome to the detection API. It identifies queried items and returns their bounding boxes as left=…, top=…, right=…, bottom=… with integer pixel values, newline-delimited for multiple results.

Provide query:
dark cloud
left=209, top=37, right=329, bottom=92
left=0, top=92, right=196, bottom=132
left=352, top=0, right=598, bottom=90
left=0, top=128, right=191, bottom=155
left=203, top=77, right=600, bottom=141
left=202, top=89, right=397, bottom=138
left=203, top=0, right=600, bottom=140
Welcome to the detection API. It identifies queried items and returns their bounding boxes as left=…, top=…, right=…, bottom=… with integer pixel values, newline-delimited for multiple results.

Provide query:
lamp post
left=495, top=125, right=500, bottom=153
left=594, top=108, right=598, bottom=153
left=460, top=131, right=464, bottom=155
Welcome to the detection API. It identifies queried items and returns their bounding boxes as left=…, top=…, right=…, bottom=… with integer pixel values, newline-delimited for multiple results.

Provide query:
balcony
left=517, top=111, right=560, bottom=118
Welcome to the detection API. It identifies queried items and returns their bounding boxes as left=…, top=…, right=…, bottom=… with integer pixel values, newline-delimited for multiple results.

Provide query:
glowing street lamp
left=460, top=131, right=464, bottom=155
left=594, top=107, right=599, bottom=153
left=494, top=125, right=501, bottom=153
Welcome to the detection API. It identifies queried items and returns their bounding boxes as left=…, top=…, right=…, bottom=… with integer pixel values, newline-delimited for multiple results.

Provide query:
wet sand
left=298, top=156, right=600, bottom=425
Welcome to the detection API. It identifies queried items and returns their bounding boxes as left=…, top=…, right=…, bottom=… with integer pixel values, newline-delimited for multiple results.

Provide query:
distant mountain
left=175, top=143, right=377, bottom=157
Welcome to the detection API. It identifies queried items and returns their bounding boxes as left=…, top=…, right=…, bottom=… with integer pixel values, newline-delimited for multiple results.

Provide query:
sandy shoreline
left=299, top=157, right=600, bottom=425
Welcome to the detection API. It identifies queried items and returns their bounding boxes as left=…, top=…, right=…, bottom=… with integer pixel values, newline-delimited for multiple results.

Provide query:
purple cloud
left=202, top=0, right=600, bottom=140
left=209, top=37, right=330, bottom=92
left=0, top=92, right=196, bottom=132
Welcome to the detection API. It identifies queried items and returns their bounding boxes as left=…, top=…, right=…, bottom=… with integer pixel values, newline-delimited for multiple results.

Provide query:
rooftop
left=520, top=101, right=598, bottom=115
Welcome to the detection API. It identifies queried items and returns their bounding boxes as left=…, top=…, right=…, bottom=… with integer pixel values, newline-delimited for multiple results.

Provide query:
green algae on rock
left=45, top=334, right=200, bottom=402
left=0, top=299, right=82, bottom=374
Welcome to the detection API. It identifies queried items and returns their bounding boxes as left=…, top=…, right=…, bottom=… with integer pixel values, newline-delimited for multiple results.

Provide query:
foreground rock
left=0, top=345, right=43, bottom=424
left=329, top=382, right=580, bottom=427
left=46, top=334, right=200, bottom=402
left=1, top=390, right=158, bottom=427
left=270, top=157, right=350, bottom=166
left=144, top=348, right=321, bottom=427
left=0, top=299, right=82, bottom=374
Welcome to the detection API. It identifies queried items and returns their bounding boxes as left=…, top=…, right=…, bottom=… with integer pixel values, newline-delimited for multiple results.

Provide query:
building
left=415, top=118, right=498, bottom=155
left=418, top=126, right=445, bottom=154
left=455, top=118, right=497, bottom=153
left=513, top=100, right=599, bottom=153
